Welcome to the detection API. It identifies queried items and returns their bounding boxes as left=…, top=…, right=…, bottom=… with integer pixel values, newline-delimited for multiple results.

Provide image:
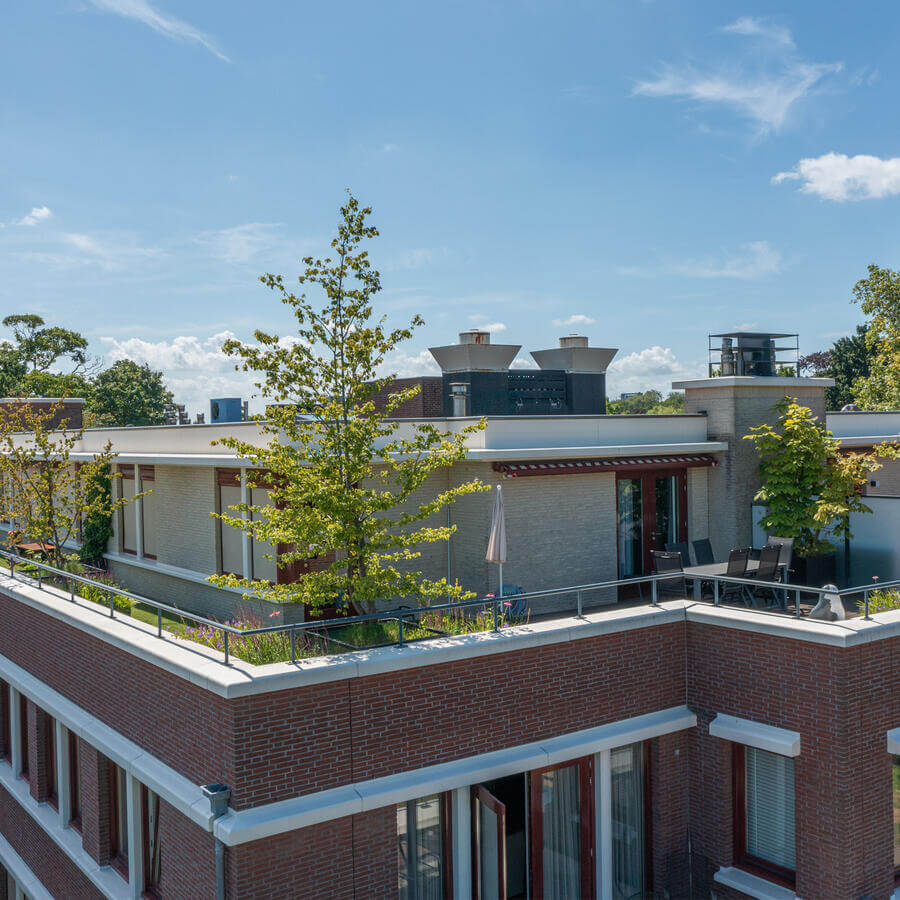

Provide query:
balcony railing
left=0, top=549, right=896, bottom=667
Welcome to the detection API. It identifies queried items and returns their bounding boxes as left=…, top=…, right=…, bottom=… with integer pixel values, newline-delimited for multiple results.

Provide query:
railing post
left=9, top=559, right=13, bottom=579
left=290, top=627, right=296, bottom=663
left=37, top=568, right=42, bottom=589
left=577, top=590, right=583, bottom=618
left=795, top=589, right=801, bottom=618
left=493, top=599, right=500, bottom=631
left=109, top=591, right=115, bottom=618
left=651, top=579, right=658, bottom=607
left=223, top=630, right=230, bottom=665
left=864, top=590, right=871, bottom=621
left=713, top=579, right=719, bottom=606
left=70, top=576, right=75, bottom=602
left=398, top=616, right=405, bottom=647
left=157, top=608, right=162, bottom=637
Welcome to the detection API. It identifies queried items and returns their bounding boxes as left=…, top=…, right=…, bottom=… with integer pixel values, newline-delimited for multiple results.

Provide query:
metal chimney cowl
left=530, top=335, right=618, bottom=374
left=428, top=330, right=521, bottom=374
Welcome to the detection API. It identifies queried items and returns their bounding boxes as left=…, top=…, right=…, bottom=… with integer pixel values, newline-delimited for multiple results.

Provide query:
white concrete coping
left=887, top=727, right=900, bottom=755
left=714, top=866, right=798, bottom=900
left=709, top=714, right=800, bottom=757
left=0, top=763, right=130, bottom=899
left=0, top=827, right=55, bottom=900
left=673, top=376, right=834, bottom=389
left=0, top=649, right=214, bottom=833
left=213, top=704, right=696, bottom=846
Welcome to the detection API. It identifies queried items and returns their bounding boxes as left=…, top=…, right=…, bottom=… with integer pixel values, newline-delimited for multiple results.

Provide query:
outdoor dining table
left=683, top=559, right=762, bottom=601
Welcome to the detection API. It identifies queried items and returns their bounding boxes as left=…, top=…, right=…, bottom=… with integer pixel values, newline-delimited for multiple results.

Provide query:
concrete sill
left=714, top=866, right=797, bottom=900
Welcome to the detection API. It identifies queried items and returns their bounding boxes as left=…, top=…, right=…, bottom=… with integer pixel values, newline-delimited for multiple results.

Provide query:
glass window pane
left=117, top=766, right=129, bottom=859
left=611, top=743, right=645, bottom=900
left=540, top=764, right=582, bottom=899
left=141, top=477, right=157, bottom=557
left=893, top=756, right=900, bottom=868
left=251, top=488, right=277, bottom=582
left=479, top=801, right=500, bottom=900
left=745, top=748, right=795, bottom=871
left=397, top=795, right=444, bottom=900
left=121, top=477, right=137, bottom=552
left=654, top=475, right=678, bottom=549
left=219, top=485, right=244, bottom=576
left=617, top=479, right=643, bottom=577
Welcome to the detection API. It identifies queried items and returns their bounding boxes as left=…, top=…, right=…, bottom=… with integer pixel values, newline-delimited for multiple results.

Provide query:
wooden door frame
left=528, top=756, right=594, bottom=900
left=472, top=784, right=507, bottom=900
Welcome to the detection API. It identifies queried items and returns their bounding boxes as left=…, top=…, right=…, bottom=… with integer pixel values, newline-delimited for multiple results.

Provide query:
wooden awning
left=492, top=454, right=718, bottom=478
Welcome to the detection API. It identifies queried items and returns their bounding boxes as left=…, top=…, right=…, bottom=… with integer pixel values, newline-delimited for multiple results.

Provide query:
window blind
left=745, top=747, right=795, bottom=871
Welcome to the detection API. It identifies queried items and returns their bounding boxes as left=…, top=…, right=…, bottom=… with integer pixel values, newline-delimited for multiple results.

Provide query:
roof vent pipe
left=458, top=330, right=491, bottom=345
left=449, top=382, right=469, bottom=417
left=558, top=334, right=589, bottom=349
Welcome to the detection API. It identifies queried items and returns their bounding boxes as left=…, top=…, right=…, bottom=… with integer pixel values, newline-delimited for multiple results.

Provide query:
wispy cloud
left=86, top=0, right=229, bottom=62
left=16, top=206, right=52, bottom=227
left=553, top=314, right=596, bottom=328
left=633, top=19, right=841, bottom=134
left=193, top=223, right=281, bottom=264
left=55, top=231, right=163, bottom=270
left=773, top=152, right=900, bottom=201
left=466, top=315, right=508, bottom=335
left=721, top=16, right=794, bottom=49
left=676, top=241, right=782, bottom=280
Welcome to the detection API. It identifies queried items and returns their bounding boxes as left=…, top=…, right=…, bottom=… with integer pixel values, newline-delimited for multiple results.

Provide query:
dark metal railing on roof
left=0, top=549, right=896, bottom=668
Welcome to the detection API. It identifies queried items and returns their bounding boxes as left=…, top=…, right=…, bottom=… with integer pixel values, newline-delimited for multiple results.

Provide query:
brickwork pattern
left=79, top=743, right=112, bottom=866
left=155, top=799, right=218, bottom=900
left=0, top=782, right=102, bottom=899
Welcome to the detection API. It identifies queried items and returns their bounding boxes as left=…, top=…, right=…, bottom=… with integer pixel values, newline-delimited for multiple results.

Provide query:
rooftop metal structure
left=707, top=332, right=800, bottom=378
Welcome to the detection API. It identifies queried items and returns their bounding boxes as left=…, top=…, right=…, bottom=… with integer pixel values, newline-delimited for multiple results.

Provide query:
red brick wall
left=648, top=731, right=691, bottom=897
left=80, top=743, right=112, bottom=866
left=155, top=799, right=218, bottom=900
left=369, top=377, right=443, bottom=418
left=0, top=782, right=102, bottom=900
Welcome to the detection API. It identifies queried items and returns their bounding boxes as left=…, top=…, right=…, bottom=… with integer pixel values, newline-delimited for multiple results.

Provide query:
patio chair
left=665, top=541, right=692, bottom=567
left=720, top=549, right=751, bottom=606
left=501, top=584, right=529, bottom=618
left=765, top=536, right=794, bottom=581
left=749, top=546, right=783, bottom=609
left=652, top=550, right=686, bottom=601
left=692, top=538, right=715, bottom=566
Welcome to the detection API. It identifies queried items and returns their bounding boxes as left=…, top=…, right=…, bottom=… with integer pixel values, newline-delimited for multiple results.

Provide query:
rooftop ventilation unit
left=708, top=332, right=799, bottom=378
left=530, top=335, right=618, bottom=374
left=429, top=330, right=521, bottom=374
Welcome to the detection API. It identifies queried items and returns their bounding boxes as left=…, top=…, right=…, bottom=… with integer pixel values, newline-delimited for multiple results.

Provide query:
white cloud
left=17, top=206, right=52, bottom=227
left=87, top=0, right=229, bottom=62
left=772, top=152, right=900, bottom=201
left=606, top=346, right=702, bottom=396
left=676, top=241, right=781, bottom=280
left=466, top=316, right=507, bottom=334
left=60, top=231, right=162, bottom=269
left=553, top=314, right=596, bottom=328
left=721, top=16, right=794, bottom=49
left=380, top=349, right=441, bottom=379
left=634, top=20, right=842, bottom=134
left=193, top=223, right=280, bottom=264
left=510, top=357, right=538, bottom=370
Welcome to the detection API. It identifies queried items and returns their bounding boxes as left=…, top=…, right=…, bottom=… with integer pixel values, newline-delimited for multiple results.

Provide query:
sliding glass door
left=474, top=785, right=507, bottom=900
left=611, top=744, right=646, bottom=900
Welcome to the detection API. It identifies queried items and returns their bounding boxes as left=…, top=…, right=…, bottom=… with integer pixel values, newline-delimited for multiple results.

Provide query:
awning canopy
left=493, top=454, right=717, bottom=478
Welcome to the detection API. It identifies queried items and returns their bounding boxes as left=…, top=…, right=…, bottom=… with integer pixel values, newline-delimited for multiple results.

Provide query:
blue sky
left=3, top=1, right=900, bottom=412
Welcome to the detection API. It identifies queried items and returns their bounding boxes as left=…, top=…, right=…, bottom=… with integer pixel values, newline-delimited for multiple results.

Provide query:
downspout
left=203, top=783, right=232, bottom=900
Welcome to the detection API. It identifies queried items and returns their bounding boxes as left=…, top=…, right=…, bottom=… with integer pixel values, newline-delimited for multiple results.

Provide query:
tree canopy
left=800, top=324, right=872, bottom=410
left=86, top=360, right=174, bottom=427
left=209, top=194, right=488, bottom=614
left=606, top=390, right=684, bottom=415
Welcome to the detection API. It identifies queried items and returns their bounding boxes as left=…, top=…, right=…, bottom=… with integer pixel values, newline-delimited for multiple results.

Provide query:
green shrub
left=866, top=588, right=900, bottom=614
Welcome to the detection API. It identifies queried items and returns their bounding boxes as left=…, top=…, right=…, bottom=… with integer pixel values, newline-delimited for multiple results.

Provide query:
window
left=19, top=694, right=29, bottom=781
left=69, top=733, right=82, bottom=830
left=0, top=679, right=9, bottom=761
left=397, top=793, right=450, bottom=899
left=142, top=785, right=162, bottom=897
left=119, top=467, right=137, bottom=555
left=44, top=713, right=57, bottom=807
left=216, top=469, right=278, bottom=581
left=734, top=746, right=796, bottom=885
left=250, top=486, right=276, bottom=582
left=611, top=743, right=648, bottom=900
left=139, top=466, right=157, bottom=559
left=109, top=761, right=129, bottom=877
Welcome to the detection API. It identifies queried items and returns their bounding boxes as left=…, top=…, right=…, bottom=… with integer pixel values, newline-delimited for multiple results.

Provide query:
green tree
left=0, top=400, right=130, bottom=570
left=744, top=398, right=899, bottom=559
left=209, top=195, right=488, bottom=614
left=849, top=265, right=900, bottom=409
left=86, top=360, right=174, bottom=427
left=607, top=390, right=684, bottom=415
left=800, top=325, right=873, bottom=409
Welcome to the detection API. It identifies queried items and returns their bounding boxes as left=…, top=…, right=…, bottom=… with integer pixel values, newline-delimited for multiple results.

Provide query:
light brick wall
left=154, top=465, right=218, bottom=573
left=685, top=382, right=827, bottom=557
left=864, top=457, right=900, bottom=497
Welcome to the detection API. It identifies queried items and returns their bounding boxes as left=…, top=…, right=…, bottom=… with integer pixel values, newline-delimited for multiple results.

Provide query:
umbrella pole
left=498, top=561, right=503, bottom=598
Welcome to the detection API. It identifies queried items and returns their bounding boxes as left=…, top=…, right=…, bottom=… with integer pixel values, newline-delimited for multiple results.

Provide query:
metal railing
left=0, top=549, right=898, bottom=667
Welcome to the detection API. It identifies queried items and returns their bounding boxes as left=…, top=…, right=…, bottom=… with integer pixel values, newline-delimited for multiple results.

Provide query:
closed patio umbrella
left=485, top=484, right=507, bottom=597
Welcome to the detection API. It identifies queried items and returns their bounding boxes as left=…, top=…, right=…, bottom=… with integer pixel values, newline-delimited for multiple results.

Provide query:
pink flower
left=503, top=600, right=512, bottom=607
left=269, top=610, right=281, bottom=617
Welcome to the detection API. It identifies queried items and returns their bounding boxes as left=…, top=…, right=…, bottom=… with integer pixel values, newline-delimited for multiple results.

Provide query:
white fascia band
left=0, top=650, right=214, bottom=832
left=214, top=704, right=697, bottom=846
left=709, top=713, right=800, bottom=757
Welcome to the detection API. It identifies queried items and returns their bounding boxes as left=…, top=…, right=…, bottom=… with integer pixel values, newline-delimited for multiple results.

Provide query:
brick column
left=80, top=743, right=113, bottom=866
left=29, top=706, right=54, bottom=804
left=649, top=731, right=691, bottom=897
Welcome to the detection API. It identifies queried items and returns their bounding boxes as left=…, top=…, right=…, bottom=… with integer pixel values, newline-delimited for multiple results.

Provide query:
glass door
left=617, top=478, right=643, bottom=579
left=529, top=757, right=594, bottom=900
left=611, top=744, right=646, bottom=900
left=474, top=785, right=507, bottom=900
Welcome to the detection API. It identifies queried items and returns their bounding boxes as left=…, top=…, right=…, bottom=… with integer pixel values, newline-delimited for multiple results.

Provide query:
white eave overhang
left=709, top=713, right=801, bottom=756
left=67, top=452, right=256, bottom=467
left=465, top=441, right=728, bottom=461
left=835, top=435, right=900, bottom=448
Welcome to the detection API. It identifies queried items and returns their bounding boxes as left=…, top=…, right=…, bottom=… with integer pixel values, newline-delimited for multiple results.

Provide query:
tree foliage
left=800, top=325, right=873, bottom=410
left=606, top=390, right=684, bottom=415
left=849, top=265, right=900, bottom=410
left=0, top=401, right=131, bottom=569
left=86, top=360, right=174, bottom=427
left=744, top=398, right=899, bottom=557
left=209, top=195, right=489, bottom=614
